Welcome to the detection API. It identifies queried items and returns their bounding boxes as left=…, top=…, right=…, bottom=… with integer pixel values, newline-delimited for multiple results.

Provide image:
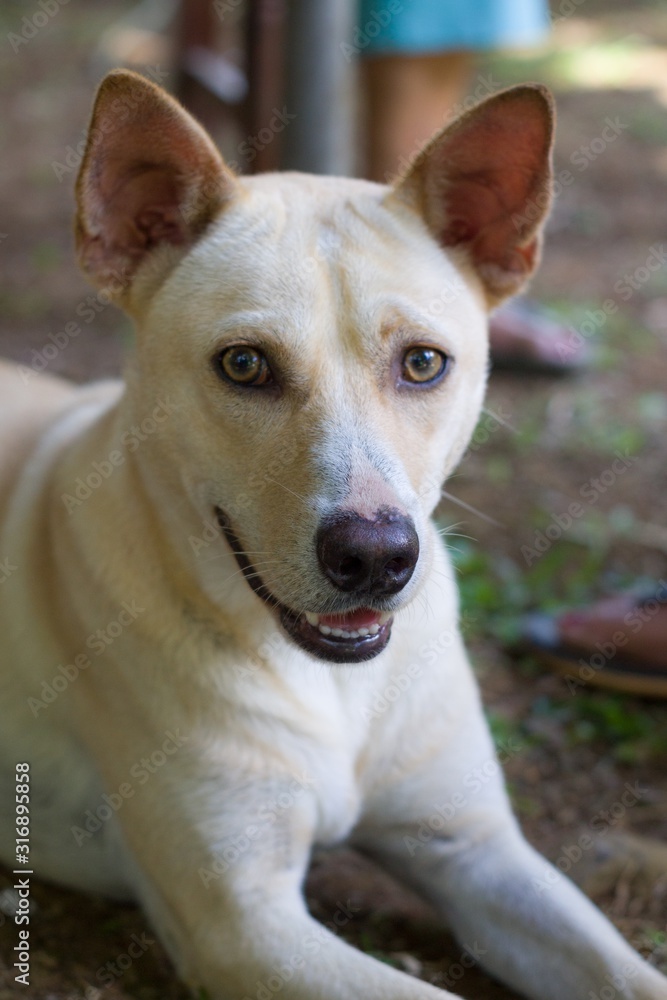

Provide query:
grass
left=447, top=538, right=667, bottom=761
left=447, top=327, right=667, bottom=761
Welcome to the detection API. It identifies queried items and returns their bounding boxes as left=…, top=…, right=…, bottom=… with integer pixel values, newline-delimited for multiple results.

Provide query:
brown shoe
left=521, top=586, right=667, bottom=698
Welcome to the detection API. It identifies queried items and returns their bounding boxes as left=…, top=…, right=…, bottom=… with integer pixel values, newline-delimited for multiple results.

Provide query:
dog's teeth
left=378, top=612, right=391, bottom=625
left=312, top=620, right=383, bottom=641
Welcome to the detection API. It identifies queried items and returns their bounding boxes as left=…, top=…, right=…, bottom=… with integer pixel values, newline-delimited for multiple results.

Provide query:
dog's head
left=75, top=71, right=553, bottom=663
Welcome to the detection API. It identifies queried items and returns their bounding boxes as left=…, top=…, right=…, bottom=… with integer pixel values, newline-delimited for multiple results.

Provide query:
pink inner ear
left=434, top=115, right=548, bottom=242
left=440, top=176, right=507, bottom=247
left=440, top=171, right=538, bottom=274
left=92, top=164, right=189, bottom=259
left=415, top=91, right=552, bottom=301
left=76, top=71, right=233, bottom=290
left=390, top=86, right=553, bottom=304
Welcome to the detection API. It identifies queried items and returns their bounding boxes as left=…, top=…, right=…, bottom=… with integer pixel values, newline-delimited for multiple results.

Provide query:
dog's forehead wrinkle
left=233, top=173, right=422, bottom=281
left=197, top=214, right=339, bottom=325
left=190, top=180, right=480, bottom=357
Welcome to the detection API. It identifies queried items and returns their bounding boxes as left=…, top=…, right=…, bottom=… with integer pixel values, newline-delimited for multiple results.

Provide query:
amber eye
left=402, top=346, right=449, bottom=384
left=216, top=345, right=272, bottom=386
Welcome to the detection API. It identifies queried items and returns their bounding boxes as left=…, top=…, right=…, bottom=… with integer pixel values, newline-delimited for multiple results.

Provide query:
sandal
left=520, top=587, right=667, bottom=698
left=490, top=300, right=591, bottom=376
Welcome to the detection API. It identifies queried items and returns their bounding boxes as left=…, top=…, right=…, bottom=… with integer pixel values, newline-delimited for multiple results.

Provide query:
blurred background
left=0, top=1, right=666, bottom=997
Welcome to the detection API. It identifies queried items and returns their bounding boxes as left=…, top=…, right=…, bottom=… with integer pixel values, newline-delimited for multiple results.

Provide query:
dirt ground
left=1, top=1, right=667, bottom=998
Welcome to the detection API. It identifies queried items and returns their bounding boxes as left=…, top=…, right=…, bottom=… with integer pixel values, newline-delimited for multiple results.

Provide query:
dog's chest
left=309, top=744, right=364, bottom=847
left=268, top=665, right=379, bottom=847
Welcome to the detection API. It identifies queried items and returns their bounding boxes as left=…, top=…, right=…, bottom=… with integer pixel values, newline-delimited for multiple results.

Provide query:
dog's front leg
left=174, top=873, right=460, bottom=1000
left=81, top=730, right=459, bottom=1000
left=363, top=822, right=667, bottom=1000
left=352, top=670, right=667, bottom=1000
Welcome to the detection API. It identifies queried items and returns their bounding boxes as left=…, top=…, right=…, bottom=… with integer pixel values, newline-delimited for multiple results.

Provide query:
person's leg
left=359, top=0, right=549, bottom=182
left=362, top=51, right=473, bottom=182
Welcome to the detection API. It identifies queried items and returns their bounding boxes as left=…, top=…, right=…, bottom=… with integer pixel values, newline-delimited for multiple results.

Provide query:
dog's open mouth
left=283, top=607, right=393, bottom=663
left=215, top=508, right=393, bottom=663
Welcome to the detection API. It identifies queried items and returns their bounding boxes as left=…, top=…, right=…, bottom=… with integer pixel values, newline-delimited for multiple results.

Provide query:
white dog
left=0, top=70, right=665, bottom=1000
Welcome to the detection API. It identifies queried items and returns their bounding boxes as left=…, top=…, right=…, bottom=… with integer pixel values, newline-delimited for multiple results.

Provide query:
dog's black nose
left=316, top=509, right=419, bottom=596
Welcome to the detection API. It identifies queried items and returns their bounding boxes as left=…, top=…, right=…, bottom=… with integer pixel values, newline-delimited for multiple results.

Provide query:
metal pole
left=282, top=0, right=355, bottom=175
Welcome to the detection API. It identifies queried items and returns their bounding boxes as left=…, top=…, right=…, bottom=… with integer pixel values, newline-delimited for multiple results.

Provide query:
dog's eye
left=215, top=346, right=273, bottom=386
left=402, top=346, right=449, bottom=384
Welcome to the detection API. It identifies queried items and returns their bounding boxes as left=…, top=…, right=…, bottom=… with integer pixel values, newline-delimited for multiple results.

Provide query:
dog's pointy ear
left=75, top=69, right=234, bottom=308
left=390, top=84, right=554, bottom=308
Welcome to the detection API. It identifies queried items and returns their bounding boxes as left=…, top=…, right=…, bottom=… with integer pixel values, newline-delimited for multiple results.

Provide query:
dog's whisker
left=228, top=550, right=274, bottom=560
left=440, top=530, right=477, bottom=543
left=198, top=552, right=275, bottom=565
left=214, top=561, right=283, bottom=589
left=264, top=477, right=310, bottom=506
left=439, top=488, right=504, bottom=529
left=202, top=556, right=279, bottom=572
left=436, top=521, right=466, bottom=535
left=435, top=522, right=472, bottom=540
left=414, top=591, right=431, bottom=621
left=424, top=570, right=457, bottom=592
left=436, top=519, right=467, bottom=533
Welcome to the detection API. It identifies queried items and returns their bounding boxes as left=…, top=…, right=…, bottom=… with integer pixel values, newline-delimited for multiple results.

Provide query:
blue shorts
left=357, top=0, right=550, bottom=55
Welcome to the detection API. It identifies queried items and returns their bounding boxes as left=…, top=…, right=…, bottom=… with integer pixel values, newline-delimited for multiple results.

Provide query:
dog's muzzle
left=215, top=506, right=419, bottom=664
